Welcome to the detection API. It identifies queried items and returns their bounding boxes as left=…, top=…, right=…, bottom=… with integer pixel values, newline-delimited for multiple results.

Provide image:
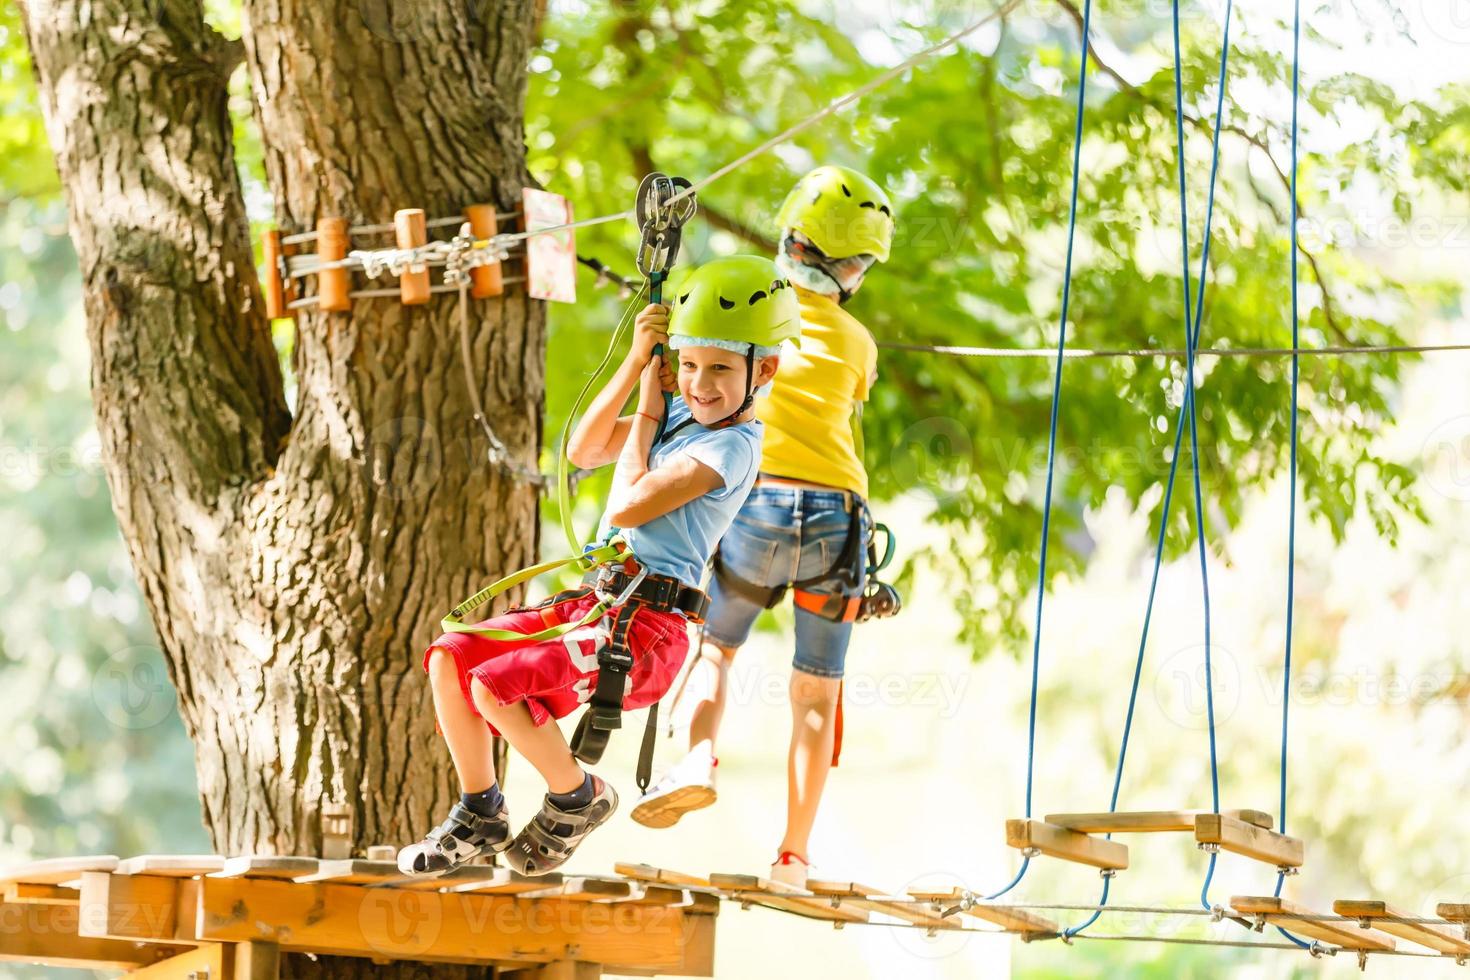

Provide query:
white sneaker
left=630, top=749, right=717, bottom=829
left=769, top=851, right=811, bottom=889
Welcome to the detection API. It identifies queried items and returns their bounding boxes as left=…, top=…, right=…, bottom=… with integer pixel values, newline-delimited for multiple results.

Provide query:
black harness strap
left=570, top=602, right=638, bottom=768
left=711, top=496, right=866, bottom=618
left=567, top=572, right=709, bottom=791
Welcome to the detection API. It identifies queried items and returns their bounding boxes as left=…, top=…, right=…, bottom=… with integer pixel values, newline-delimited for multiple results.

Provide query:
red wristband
left=636, top=411, right=661, bottom=424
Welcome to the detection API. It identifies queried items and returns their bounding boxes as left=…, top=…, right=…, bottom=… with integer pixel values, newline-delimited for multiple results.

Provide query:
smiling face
left=676, top=346, right=780, bottom=425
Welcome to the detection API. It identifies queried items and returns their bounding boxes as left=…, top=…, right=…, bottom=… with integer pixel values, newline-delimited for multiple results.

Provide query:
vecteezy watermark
left=1152, top=642, right=1243, bottom=732
left=367, top=417, right=443, bottom=501
left=722, top=664, right=972, bottom=719
left=890, top=871, right=976, bottom=961
left=1422, top=415, right=1470, bottom=503
left=91, top=645, right=176, bottom=731
left=888, top=417, right=975, bottom=505
left=359, top=887, right=443, bottom=956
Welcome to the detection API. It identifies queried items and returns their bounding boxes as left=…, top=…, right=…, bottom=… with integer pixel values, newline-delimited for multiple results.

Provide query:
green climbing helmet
left=666, top=255, right=802, bottom=352
left=775, top=165, right=895, bottom=262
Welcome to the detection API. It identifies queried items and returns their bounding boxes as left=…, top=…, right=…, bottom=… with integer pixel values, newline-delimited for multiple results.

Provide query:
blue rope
left=1063, top=0, right=1234, bottom=941
left=1275, top=0, right=1311, bottom=951
left=1004, top=0, right=1092, bottom=908
left=1171, top=0, right=1221, bottom=837
left=1023, top=0, right=1092, bottom=826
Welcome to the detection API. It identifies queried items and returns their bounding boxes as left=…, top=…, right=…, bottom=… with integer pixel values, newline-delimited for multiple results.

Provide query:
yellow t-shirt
left=757, top=289, right=878, bottom=498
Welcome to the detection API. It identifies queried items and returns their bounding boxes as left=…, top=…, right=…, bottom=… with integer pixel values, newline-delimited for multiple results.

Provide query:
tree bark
left=23, top=0, right=543, bottom=972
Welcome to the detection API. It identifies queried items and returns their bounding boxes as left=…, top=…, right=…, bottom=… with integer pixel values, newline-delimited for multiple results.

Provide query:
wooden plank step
left=614, top=862, right=711, bottom=888
left=805, top=881, right=959, bottom=930
left=446, top=871, right=564, bottom=896
left=1439, top=904, right=1470, bottom=923
left=1005, top=819, right=1129, bottom=870
left=293, top=859, right=406, bottom=886
left=518, top=876, right=638, bottom=903
left=1334, top=900, right=1470, bottom=955
left=708, top=873, right=868, bottom=924
left=211, top=856, right=321, bottom=880
left=1045, top=809, right=1274, bottom=834
left=390, top=865, right=508, bottom=892
left=1231, top=896, right=1396, bottom=951
left=908, top=887, right=1060, bottom=935
left=0, top=855, right=119, bottom=886
left=115, top=855, right=227, bottom=877
left=1195, top=815, right=1304, bottom=867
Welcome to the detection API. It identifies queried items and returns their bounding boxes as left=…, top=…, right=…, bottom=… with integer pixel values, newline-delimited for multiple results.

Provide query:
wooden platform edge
left=1005, top=819, right=1129, bottom=870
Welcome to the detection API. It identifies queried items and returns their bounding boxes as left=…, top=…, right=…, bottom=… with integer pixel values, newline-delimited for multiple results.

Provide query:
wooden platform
left=1195, top=814, right=1304, bottom=867
left=1333, top=900, right=1470, bottom=956
left=0, top=854, right=718, bottom=977
left=907, top=886, right=1060, bottom=937
left=1230, top=896, right=1396, bottom=952
left=1021, top=810, right=1300, bottom=872
left=1005, top=819, right=1130, bottom=870
left=1044, top=809, right=1273, bottom=834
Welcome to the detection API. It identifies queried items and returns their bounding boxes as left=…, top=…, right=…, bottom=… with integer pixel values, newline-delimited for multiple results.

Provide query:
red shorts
left=424, top=591, right=691, bottom=736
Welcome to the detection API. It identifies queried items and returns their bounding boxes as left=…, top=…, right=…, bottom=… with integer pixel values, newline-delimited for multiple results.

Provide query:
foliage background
left=2, top=0, right=1468, bottom=975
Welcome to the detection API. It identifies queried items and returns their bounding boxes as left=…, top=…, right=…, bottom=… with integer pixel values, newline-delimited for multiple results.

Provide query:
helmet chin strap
left=706, top=345, right=757, bottom=429
left=779, top=233, right=872, bottom=305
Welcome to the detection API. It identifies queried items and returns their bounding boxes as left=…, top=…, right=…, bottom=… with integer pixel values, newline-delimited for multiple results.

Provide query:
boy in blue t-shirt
left=399, top=256, right=800, bottom=877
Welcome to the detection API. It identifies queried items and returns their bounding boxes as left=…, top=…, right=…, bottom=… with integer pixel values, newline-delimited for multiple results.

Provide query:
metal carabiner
left=634, top=172, right=696, bottom=278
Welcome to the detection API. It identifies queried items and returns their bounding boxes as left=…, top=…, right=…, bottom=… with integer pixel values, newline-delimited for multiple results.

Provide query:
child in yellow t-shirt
left=632, top=166, right=895, bottom=888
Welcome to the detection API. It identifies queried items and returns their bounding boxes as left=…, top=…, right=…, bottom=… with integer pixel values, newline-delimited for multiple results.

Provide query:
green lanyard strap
left=440, top=537, right=643, bottom=643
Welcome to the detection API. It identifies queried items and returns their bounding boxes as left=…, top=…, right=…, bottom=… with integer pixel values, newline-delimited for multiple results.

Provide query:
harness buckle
left=597, top=563, right=648, bottom=608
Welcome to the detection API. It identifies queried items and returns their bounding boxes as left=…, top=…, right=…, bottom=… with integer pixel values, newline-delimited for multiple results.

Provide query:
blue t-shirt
left=599, top=397, right=762, bottom=588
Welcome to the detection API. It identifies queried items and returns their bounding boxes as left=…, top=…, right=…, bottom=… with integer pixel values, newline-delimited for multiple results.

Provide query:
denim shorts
left=702, top=484, right=870, bottom=678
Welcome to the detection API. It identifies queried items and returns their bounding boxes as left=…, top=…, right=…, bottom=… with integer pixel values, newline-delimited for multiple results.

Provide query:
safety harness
left=710, top=486, right=900, bottom=625
left=697, top=486, right=901, bottom=768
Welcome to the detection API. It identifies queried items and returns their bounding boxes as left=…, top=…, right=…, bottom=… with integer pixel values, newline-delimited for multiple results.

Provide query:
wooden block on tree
left=0, top=901, right=180, bottom=970
left=1005, top=819, right=1129, bottom=870
left=615, top=863, right=711, bottom=888
left=1439, top=904, right=1470, bottom=922
left=1195, top=815, right=1304, bottom=867
left=1230, top=896, right=1396, bottom=951
left=115, top=855, right=227, bottom=877
left=907, top=888, right=1060, bottom=935
left=1045, top=809, right=1274, bottom=834
left=211, top=856, right=321, bottom=880
left=1333, top=901, right=1470, bottom=955
left=0, top=855, right=119, bottom=886
left=708, top=873, right=868, bottom=924
left=464, top=204, right=505, bottom=298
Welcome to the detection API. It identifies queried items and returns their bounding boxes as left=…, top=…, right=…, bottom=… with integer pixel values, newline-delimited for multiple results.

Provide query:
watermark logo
left=91, top=645, right=175, bottom=730
left=1422, top=415, right=1470, bottom=502
left=1152, top=641, right=1242, bottom=731
left=368, top=417, right=442, bottom=500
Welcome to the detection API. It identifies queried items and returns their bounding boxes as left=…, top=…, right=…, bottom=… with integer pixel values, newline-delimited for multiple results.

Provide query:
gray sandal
left=504, top=777, right=619, bottom=876
left=397, top=802, right=512, bottom=877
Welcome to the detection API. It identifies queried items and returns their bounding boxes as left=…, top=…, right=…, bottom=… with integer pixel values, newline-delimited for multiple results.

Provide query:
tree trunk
left=23, top=0, right=543, bottom=973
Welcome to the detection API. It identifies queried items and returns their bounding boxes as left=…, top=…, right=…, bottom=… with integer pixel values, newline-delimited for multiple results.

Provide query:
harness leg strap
left=571, top=603, right=639, bottom=766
